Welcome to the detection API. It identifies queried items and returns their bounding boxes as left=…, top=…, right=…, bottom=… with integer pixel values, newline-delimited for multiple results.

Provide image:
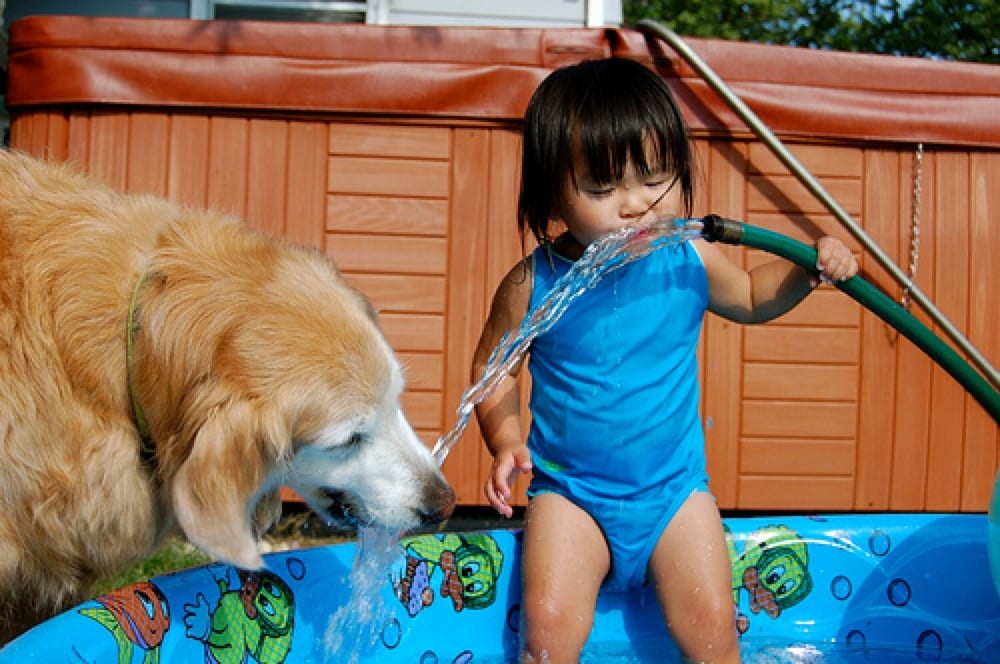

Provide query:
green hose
left=702, top=214, right=1000, bottom=423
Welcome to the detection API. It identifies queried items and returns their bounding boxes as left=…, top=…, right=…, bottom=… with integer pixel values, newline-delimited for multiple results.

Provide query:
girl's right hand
left=485, top=445, right=533, bottom=518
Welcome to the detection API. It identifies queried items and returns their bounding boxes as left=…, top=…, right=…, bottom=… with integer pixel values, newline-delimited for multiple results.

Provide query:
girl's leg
left=518, top=492, right=610, bottom=663
left=647, top=491, right=741, bottom=663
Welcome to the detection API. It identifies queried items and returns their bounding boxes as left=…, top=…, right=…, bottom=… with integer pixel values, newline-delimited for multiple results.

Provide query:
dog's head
left=139, top=221, right=455, bottom=569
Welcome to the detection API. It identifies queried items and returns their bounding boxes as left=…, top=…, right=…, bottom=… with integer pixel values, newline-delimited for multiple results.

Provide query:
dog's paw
left=223, top=545, right=266, bottom=571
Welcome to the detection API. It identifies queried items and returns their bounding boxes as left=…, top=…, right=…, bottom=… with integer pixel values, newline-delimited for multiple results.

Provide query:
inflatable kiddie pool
left=2, top=512, right=998, bottom=662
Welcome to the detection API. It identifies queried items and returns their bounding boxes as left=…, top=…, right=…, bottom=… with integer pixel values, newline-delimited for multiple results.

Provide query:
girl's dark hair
left=517, top=57, right=694, bottom=246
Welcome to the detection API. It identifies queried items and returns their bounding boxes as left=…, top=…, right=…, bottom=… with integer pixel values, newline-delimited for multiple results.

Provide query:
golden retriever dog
left=0, top=149, right=455, bottom=642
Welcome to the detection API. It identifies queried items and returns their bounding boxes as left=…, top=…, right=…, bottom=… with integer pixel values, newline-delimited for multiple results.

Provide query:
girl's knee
left=669, top=599, right=740, bottom=663
left=519, top=595, right=592, bottom=663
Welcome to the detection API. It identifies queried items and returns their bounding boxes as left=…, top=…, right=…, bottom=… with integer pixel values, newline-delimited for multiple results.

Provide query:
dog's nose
left=420, top=483, right=456, bottom=524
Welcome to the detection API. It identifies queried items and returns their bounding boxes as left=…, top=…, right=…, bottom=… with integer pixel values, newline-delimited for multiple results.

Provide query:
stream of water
left=323, top=526, right=403, bottom=662
left=431, top=216, right=703, bottom=465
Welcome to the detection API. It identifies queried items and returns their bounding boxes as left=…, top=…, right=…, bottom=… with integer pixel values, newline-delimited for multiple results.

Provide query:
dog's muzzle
left=320, top=489, right=366, bottom=529
left=319, top=482, right=455, bottom=530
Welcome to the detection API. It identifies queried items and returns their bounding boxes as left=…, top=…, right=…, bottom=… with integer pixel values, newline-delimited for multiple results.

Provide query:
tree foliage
left=624, top=0, right=999, bottom=64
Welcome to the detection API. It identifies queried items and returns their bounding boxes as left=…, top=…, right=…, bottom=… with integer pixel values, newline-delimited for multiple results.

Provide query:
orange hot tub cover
left=6, top=15, right=1000, bottom=148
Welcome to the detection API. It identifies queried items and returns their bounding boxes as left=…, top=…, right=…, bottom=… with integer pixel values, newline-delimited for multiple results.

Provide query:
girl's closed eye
left=584, top=186, right=614, bottom=198
left=643, top=170, right=674, bottom=188
left=579, top=177, right=615, bottom=197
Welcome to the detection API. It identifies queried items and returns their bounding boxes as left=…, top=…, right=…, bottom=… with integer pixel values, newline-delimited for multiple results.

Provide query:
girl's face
left=557, top=141, right=682, bottom=248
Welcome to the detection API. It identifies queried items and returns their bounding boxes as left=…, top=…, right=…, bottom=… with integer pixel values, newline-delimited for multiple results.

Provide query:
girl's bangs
left=573, top=104, right=672, bottom=187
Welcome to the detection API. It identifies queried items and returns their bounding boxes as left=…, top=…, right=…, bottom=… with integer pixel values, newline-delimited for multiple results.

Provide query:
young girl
left=472, top=57, right=858, bottom=663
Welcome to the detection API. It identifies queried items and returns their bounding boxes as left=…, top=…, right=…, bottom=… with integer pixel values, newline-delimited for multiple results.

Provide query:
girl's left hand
left=814, top=236, right=859, bottom=285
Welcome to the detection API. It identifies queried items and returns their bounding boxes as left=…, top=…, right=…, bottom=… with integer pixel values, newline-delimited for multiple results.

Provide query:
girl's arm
left=696, top=236, right=858, bottom=324
left=472, top=258, right=534, bottom=517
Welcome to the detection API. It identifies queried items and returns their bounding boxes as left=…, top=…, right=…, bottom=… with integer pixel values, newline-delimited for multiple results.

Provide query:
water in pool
left=468, top=640, right=991, bottom=663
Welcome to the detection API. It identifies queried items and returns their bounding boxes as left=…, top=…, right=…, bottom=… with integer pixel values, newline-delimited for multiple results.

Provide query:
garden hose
left=701, top=214, right=1000, bottom=423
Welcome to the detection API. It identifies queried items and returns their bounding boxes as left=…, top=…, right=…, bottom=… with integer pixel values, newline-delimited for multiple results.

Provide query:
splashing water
left=431, top=216, right=704, bottom=465
left=324, top=526, right=402, bottom=663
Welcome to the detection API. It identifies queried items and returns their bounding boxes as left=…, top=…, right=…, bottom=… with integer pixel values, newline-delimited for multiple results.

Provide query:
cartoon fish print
left=394, top=532, right=504, bottom=615
left=184, top=568, right=295, bottom=664
left=395, top=556, right=434, bottom=617
left=726, top=524, right=813, bottom=633
left=80, top=580, right=170, bottom=664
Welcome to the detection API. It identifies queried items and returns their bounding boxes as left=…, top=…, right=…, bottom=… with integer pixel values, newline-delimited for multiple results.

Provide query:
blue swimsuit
left=526, top=238, right=710, bottom=591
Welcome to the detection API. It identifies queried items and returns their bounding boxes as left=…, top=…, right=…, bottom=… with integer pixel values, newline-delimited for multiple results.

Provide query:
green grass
left=91, top=537, right=213, bottom=596
left=86, top=508, right=344, bottom=597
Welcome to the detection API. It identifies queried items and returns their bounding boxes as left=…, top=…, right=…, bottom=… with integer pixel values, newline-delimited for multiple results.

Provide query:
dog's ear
left=172, top=397, right=283, bottom=570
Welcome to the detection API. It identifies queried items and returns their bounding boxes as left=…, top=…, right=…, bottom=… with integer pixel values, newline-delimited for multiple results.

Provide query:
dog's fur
left=0, top=150, right=455, bottom=642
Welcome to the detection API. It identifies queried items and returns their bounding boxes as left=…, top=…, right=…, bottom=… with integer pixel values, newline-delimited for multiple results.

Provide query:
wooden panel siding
left=8, top=109, right=70, bottom=158
left=440, top=127, right=519, bottom=504
left=326, top=122, right=454, bottom=449
left=8, top=19, right=997, bottom=513
left=964, top=153, right=1000, bottom=509
left=708, top=139, right=867, bottom=509
left=854, top=149, right=905, bottom=510
left=744, top=364, right=859, bottom=402
left=738, top=476, right=856, bottom=511
left=698, top=139, right=746, bottom=508
left=206, top=117, right=250, bottom=218
left=741, top=439, right=856, bottom=475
